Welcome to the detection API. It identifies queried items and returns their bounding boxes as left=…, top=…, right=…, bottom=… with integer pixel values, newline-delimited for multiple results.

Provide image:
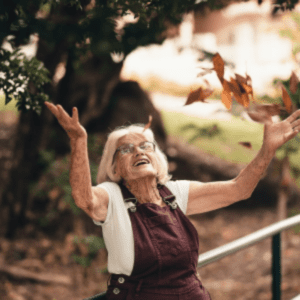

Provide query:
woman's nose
left=134, top=146, right=144, bottom=156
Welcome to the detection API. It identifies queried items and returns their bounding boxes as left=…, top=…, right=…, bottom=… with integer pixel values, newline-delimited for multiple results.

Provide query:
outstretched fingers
left=45, top=101, right=59, bottom=117
left=291, top=119, right=300, bottom=129
left=56, top=104, right=71, bottom=120
left=72, top=107, right=79, bottom=123
left=286, top=109, right=300, bottom=123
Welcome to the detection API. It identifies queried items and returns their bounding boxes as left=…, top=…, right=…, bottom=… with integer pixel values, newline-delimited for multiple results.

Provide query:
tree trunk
left=0, top=46, right=168, bottom=239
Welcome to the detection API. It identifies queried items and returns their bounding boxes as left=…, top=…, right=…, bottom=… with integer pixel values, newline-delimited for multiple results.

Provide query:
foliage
left=162, top=110, right=264, bottom=164
left=72, top=235, right=106, bottom=268
left=181, top=123, right=221, bottom=143
left=30, top=132, right=103, bottom=228
left=280, top=12, right=300, bottom=57
left=1, top=0, right=196, bottom=113
left=0, top=48, right=50, bottom=114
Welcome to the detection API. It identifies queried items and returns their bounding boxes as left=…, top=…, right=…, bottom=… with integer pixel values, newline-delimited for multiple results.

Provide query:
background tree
left=0, top=0, right=298, bottom=239
left=0, top=0, right=197, bottom=238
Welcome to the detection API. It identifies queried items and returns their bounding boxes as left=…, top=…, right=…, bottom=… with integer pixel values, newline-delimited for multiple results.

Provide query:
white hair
left=96, top=124, right=171, bottom=185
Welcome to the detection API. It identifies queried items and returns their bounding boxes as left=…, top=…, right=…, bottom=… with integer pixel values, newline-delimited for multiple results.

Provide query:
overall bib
left=106, top=184, right=211, bottom=300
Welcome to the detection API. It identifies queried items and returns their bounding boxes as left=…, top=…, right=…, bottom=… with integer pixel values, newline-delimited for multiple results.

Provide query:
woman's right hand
left=45, top=101, right=87, bottom=140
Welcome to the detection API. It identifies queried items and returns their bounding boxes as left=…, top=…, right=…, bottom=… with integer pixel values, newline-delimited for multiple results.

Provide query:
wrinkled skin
left=45, top=101, right=300, bottom=219
left=114, top=133, right=164, bottom=206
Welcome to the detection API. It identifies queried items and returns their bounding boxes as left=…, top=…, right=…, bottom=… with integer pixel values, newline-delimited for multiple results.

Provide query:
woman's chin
left=127, top=167, right=157, bottom=180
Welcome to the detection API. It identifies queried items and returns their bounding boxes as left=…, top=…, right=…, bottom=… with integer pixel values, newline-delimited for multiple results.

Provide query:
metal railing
left=197, top=214, right=300, bottom=300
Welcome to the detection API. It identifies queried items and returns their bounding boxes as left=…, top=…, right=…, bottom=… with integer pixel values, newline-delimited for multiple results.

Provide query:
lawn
left=161, top=110, right=264, bottom=164
left=0, top=95, right=18, bottom=113
left=161, top=110, right=300, bottom=185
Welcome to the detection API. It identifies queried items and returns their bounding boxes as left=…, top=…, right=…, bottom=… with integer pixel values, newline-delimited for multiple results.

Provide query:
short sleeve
left=92, top=182, right=116, bottom=226
left=165, top=180, right=190, bottom=214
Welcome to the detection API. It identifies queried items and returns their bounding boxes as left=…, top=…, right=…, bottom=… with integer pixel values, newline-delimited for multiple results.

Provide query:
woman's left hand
left=263, top=109, right=300, bottom=153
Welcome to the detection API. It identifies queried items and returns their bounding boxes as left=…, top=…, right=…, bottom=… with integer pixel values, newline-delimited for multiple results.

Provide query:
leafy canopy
left=0, top=0, right=196, bottom=114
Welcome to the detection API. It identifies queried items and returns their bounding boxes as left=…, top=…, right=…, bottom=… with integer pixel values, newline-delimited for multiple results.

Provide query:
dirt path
left=1, top=206, right=300, bottom=300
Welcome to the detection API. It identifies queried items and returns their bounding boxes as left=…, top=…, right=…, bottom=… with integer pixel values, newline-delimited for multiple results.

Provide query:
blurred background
left=1, top=0, right=300, bottom=299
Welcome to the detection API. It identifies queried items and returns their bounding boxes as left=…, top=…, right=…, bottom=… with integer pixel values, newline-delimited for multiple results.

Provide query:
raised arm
left=44, top=102, right=108, bottom=222
left=186, top=109, right=300, bottom=215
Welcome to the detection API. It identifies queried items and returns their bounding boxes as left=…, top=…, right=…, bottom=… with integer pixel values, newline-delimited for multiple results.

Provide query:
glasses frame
left=112, top=141, right=156, bottom=165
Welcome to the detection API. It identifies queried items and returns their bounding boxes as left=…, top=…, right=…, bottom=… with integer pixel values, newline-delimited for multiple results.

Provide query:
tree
left=0, top=0, right=298, bottom=239
left=0, top=0, right=199, bottom=238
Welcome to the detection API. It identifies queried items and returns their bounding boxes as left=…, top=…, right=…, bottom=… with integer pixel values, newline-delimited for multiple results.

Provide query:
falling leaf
left=246, top=74, right=252, bottom=85
left=281, top=86, right=293, bottom=114
left=221, top=80, right=232, bottom=109
left=228, top=78, right=243, bottom=105
left=235, top=73, right=253, bottom=100
left=238, top=142, right=252, bottom=149
left=247, top=104, right=282, bottom=123
left=212, top=53, right=224, bottom=84
left=143, top=115, right=152, bottom=132
left=185, top=87, right=213, bottom=105
left=289, top=71, right=299, bottom=94
left=241, top=82, right=253, bottom=98
left=235, top=73, right=248, bottom=85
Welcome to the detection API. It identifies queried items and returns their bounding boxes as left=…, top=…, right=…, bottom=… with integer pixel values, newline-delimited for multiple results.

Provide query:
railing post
left=272, top=233, right=281, bottom=300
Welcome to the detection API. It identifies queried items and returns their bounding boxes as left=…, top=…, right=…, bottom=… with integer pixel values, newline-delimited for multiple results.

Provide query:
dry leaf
left=221, top=80, right=232, bottom=109
left=235, top=73, right=248, bottom=85
left=185, top=87, right=213, bottom=105
left=281, top=86, right=293, bottom=114
left=238, top=142, right=252, bottom=149
left=290, top=71, right=299, bottom=94
left=246, top=74, right=252, bottom=85
left=143, top=115, right=152, bottom=132
left=235, top=74, right=253, bottom=96
left=241, top=93, right=250, bottom=108
left=212, top=53, right=224, bottom=84
left=241, top=82, right=253, bottom=98
left=247, top=104, right=282, bottom=123
left=228, top=78, right=243, bottom=105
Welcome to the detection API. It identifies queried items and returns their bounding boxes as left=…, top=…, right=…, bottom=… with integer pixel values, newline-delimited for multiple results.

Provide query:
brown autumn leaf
left=143, top=115, right=153, bottom=132
left=281, top=86, right=293, bottom=114
left=246, top=74, right=252, bottom=85
left=235, top=73, right=253, bottom=97
left=185, top=87, right=213, bottom=106
left=238, top=142, right=252, bottom=149
left=290, top=71, right=299, bottom=94
left=247, top=104, right=282, bottom=123
left=241, top=93, right=250, bottom=108
left=241, top=82, right=253, bottom=98
left=221, top=80, right=232, bottom=109
left=235, top=73, right=247, bottom=85
left=228, top=78, right=243, bottom=105
left=212, top=53, right=224, bottom=84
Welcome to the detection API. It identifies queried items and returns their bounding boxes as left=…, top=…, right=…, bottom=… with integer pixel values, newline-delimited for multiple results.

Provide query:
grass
left=0, top=94, right=19, bottom=113
left=161, top=110, right=264, bottom=165
left=162, top=110, right=300, bottom=186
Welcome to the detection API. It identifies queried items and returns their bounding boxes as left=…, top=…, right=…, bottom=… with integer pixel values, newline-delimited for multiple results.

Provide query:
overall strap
left=158, top=184, right=178, bottom=209
left=119, top=182, right=137, bottom=203
left=157, top=184, right=175, bottom=202
left=119, top=181, right=178, bottom=210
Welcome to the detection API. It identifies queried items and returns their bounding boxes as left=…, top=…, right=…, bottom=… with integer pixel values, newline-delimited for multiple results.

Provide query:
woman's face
left=114, top=133, right=159, bottom=181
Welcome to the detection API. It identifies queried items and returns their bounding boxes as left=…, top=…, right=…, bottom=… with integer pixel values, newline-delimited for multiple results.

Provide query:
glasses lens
left=140, top=141, right=154, bottom=151
left=119, top=144, right=134, bottom=154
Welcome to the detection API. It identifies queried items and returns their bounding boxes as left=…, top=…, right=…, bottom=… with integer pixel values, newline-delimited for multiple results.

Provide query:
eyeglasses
left=112, top=141, right=155, bottom=164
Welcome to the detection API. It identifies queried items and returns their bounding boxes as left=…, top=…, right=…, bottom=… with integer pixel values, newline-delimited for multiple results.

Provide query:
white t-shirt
left=93, top=180, right=190, bottom=275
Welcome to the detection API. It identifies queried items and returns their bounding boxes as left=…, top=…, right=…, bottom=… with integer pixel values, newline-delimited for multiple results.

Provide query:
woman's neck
left=124, top=177, right=162, bottom=205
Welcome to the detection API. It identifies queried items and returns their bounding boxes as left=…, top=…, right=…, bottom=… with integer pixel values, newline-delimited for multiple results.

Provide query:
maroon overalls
left=106, top=183, right=211, bottom=300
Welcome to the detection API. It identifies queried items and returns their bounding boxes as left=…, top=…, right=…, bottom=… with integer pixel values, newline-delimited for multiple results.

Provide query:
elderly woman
left=45, top=101, right=300, bottom=300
